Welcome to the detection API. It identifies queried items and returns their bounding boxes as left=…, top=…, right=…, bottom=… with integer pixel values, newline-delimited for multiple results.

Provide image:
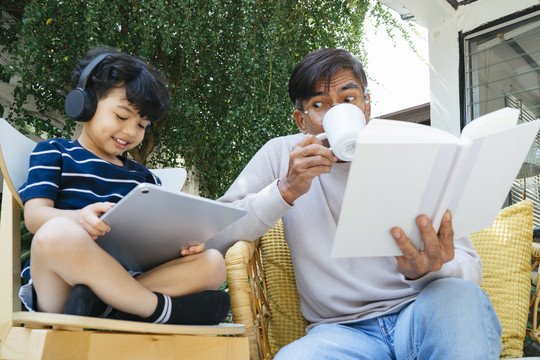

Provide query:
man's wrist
left=277, top=179, right=296, bottom=205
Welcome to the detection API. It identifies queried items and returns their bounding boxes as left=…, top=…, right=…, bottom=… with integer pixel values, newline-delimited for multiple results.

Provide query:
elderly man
left=208, top=48, right=501, bottom=359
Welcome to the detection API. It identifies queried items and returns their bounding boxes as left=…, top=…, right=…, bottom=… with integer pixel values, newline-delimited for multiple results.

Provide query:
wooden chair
left=0, top=118, right=248, bottom=360
left=225, top=202, right=540, bottom=360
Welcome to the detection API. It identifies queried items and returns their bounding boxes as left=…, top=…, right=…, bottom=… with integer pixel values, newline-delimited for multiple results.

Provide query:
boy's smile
left=78, top=86, right=150, bottom=165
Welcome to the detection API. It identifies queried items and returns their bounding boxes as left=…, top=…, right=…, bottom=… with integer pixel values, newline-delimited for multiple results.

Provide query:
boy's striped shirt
left=19, top=138, right=160, bottom=209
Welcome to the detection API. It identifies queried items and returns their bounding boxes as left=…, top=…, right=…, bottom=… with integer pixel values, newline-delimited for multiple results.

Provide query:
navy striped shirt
left=19, top=138, right=160, bottom=208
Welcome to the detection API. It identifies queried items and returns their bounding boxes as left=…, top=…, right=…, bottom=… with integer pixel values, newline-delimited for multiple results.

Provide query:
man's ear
left=364, top=93, right=372, bottom=124
left=293, top=109, right=308, bottom=134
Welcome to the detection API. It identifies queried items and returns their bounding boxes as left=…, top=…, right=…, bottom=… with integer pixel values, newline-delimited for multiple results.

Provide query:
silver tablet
left=97, top=183, right=246, bottom=272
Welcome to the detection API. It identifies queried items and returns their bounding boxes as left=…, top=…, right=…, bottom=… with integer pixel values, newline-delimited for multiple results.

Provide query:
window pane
left=465, top=13, right=540, bottom=121
left=465, top=12, right=540, bottom=225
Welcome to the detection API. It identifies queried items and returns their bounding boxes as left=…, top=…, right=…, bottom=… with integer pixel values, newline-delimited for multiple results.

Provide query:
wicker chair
left=225, top=220, right=306, bottom=360
left=225, top=200, right=540, bottom=360
left=528, top=242, right=540, bottom=343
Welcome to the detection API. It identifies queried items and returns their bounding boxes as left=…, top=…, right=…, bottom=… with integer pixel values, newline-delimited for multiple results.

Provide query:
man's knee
left=417, top=278, right=494, bottom=320
left=274, top=324, right=356, bottom=359
left=421, top=278, right=484, bottom=303
left=410, top=278, right=502, bottom=357
left=274, top=335, right=322, bottom=359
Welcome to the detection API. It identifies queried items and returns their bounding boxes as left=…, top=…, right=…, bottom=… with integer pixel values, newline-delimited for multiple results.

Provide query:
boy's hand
left=78, top=202, right=115, bottom=240
left=23, top=198, right=114, bottom=236
left=181, top=243, right=206, bottom=256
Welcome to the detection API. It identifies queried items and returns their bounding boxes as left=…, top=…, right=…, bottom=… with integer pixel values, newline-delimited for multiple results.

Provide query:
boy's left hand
left=181, top=243, right=206, bottom=256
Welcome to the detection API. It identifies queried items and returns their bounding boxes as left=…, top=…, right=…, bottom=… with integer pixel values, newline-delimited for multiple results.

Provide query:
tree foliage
left=1, top=0, right=403, bottom=198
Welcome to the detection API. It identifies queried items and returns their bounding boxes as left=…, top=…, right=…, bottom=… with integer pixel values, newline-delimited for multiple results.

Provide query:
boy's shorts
left=19, top=280, right=37, bottom=312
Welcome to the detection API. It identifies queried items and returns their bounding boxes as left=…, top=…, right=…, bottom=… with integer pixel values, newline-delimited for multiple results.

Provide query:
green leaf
left=3, top=0, right=412, bottom=199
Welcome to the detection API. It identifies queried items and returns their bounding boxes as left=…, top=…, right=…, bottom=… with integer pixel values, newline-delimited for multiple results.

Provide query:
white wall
left=380, top=0, right=539, bottom=135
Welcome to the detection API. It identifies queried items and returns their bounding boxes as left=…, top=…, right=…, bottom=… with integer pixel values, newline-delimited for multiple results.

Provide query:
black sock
left=118, top=290, right=230, bottom=325
left=63, top=284, right=114, bottom=318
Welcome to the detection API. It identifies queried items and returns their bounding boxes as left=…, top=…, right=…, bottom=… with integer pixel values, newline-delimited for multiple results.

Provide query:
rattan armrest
left=225, top=219, right=306, bottom=360
left=226, top=239, right=267, bottom=360
left=529, top=242, right=540, bottom=343
left=226, top=240, right=259, bottom=335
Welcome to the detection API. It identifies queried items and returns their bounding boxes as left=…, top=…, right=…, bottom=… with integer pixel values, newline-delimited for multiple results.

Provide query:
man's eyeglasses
left=304, top=95, right=370, bottom=125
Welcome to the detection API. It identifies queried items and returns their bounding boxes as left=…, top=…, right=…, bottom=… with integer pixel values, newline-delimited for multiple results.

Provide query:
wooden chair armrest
left=11, top=312, right=245, bottom=335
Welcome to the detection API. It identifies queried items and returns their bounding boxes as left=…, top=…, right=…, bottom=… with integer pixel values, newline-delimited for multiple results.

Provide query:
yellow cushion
left=470, top=200, right=533, bottom=359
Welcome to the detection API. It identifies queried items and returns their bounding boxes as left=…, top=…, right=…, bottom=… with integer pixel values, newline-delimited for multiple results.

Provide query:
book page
left=461, top=107, right=520, bottom=139
left=451, top=119, right=540, bottom=238
left=360, top=119, right=459, bottom=144
left=332, top=142, right=459, bottom=257
left=332, top=108, right=539, bottom=258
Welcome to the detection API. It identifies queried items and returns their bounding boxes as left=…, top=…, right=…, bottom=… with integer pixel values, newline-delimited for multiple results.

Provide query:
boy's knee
left=201, top=248, right=227, bottom=288
left=32, top=217, right=88, bottom=254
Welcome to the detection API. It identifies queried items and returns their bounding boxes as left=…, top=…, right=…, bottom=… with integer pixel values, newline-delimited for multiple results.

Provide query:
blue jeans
left=275, top=278, right=502, bottom=360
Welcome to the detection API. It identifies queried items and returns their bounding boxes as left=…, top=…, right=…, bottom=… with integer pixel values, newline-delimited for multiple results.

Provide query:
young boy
left=18, top=47, right=230, bottom=325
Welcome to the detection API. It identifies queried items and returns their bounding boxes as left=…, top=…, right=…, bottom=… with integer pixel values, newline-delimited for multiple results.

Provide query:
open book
left=332, top=107, right=540, bottom=257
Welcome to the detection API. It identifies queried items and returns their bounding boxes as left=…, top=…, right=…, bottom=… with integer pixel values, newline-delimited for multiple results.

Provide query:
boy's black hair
left=288, top=48, right=368, bottom=111
left=70, top=46, right=170, bottom=122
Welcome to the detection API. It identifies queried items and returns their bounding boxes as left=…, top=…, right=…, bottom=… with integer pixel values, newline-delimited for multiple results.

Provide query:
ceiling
left=380, top=0, right=480, bottom=22
left=446, top=0, right=479, bottom=10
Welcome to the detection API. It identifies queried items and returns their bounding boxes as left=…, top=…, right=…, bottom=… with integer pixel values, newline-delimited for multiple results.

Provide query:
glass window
left=464, top=11, right=540, bottom=224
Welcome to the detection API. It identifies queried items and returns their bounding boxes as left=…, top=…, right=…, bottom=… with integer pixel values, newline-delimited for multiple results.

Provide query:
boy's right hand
left=78, top=202, right=115, bottom=240
left=23, top=198, right=115, bottom=237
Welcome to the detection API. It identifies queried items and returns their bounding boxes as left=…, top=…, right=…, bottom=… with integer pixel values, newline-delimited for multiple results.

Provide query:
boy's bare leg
left=30, top=217, right=156, bottom=317
left=136, top=249, right=227, bottom=296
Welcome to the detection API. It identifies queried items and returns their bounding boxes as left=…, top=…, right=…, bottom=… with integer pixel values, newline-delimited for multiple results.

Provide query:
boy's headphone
left=65, top=53, right=114, bottom=122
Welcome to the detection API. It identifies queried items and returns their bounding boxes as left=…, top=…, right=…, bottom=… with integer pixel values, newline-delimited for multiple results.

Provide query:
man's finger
left=416, top=215, right=441, bottom=256
left=391, top=228, right=421, bottom=260
left=438, top=210, right=455, bottom=252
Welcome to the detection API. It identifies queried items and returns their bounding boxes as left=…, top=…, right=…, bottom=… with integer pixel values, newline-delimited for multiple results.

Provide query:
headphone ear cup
left=65, top=87, right=97, bottom=122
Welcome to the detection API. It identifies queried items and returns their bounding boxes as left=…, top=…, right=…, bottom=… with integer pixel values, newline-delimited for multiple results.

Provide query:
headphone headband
left=76, top=52, right=114, bottom=89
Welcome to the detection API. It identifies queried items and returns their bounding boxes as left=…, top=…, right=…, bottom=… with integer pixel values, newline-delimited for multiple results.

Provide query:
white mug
left=316, top=103, right=366, bottom=161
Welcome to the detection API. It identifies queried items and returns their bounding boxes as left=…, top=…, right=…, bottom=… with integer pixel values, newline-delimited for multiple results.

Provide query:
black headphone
left=65, top=53, right=114, bottom=122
